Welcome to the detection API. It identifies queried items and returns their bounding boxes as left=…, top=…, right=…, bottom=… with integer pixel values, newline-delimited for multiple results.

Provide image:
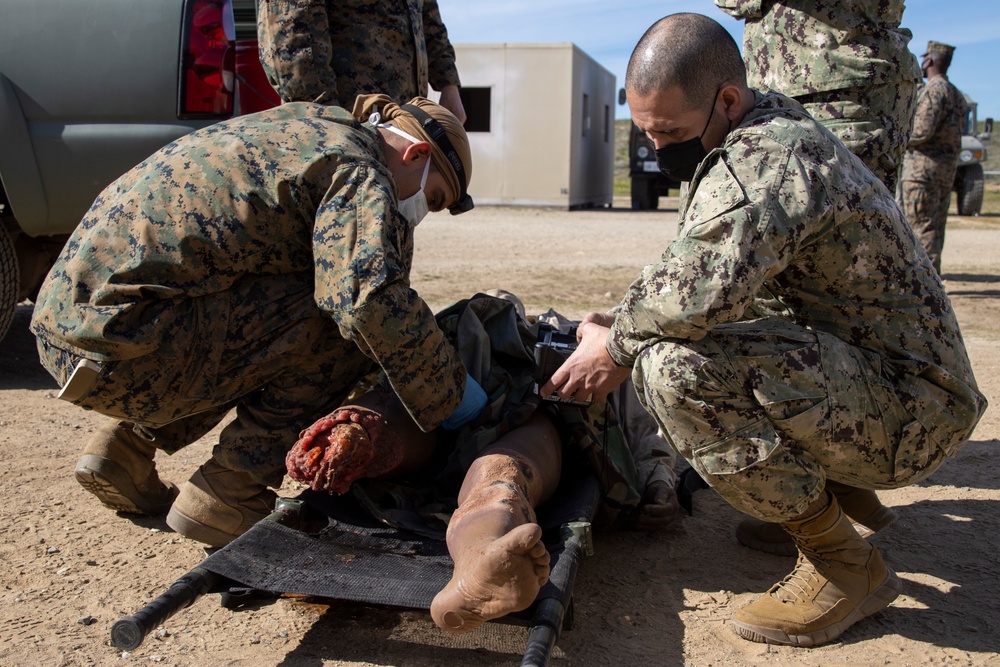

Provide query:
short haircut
left=626, top=13, right=746, bottom=111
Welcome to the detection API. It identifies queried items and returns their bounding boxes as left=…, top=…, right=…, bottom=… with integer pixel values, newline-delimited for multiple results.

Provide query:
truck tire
left=0, top=226, right=19, bottom=342
left=631, top=176, right=659, bottom=210
left=956, top=164, right=984, bottom=216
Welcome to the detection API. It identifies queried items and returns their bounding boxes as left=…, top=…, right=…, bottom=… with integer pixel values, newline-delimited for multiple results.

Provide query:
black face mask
left=654, top=94, right=718, bottom=182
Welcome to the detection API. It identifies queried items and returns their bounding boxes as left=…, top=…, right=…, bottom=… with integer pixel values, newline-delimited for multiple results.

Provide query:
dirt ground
left=2, top=197, right=999, bottom=666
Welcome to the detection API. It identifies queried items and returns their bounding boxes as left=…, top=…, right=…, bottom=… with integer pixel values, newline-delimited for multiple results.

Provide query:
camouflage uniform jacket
left=30, top=103, right=465, bottom=431
left=258, top=0, right=461, bottom=106
left=714, top=0, right=922, bottom=95
left=607, top=91, right=984, bottom=452
left=901, top=76, right=968, bottom=184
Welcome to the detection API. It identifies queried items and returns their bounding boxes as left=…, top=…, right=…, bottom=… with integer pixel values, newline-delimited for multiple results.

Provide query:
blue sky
left=439, top=0, right=1000, bottom=125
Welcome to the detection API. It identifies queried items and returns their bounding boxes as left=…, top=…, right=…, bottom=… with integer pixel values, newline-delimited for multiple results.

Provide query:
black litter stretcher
left=111, top=464, right=601, bottom=667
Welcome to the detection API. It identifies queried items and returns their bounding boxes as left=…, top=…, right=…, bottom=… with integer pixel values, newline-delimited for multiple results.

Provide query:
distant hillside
left=614, top=119, right=631, bottom=195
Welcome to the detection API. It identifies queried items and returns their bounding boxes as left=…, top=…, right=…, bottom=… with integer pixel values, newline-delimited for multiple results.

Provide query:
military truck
left=0, top=0, right=277, bottom=342
left=618, top=89, right=680, bottom=210
left=954, top=93, right=992, bottom=217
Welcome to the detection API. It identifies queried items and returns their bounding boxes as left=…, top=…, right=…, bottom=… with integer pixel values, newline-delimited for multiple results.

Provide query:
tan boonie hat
left=923, top=40, right=956, bottom=59
left=352, top=93, right=474, bottom=214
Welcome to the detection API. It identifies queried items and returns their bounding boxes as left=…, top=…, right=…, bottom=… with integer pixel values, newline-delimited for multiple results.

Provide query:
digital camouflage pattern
left=607, top=91, right=985, bottom=519
left=790, top=82, right=916, bottom=192
left=714, top=0, right=922, bottom=190
left=898, top=75, right=968, bottom=273
left=925, top=40, right=956, bottom=62
left=898, top=179, right=953, bottom=275
left=714, top=0, right=921, bottom=95
left=258, top=0, right=460, bottom=106
left=31, top=102, right=466, bottom=485
left=900, top=76, right=967, bottom=184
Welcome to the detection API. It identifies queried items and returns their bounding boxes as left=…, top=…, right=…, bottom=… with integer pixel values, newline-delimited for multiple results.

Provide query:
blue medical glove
left=441, top=373, right=487, bottom=430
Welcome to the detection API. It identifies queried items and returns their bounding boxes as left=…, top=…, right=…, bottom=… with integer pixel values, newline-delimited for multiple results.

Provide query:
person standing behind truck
left=257, top=0, right=467, bottom=124
left=898, top=41, right=968, bottom=276
left=714, top=0, right=922, bottom=193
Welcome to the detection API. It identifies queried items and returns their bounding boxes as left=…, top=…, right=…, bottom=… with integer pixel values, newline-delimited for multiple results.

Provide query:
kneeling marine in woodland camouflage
left=31, top=93, right=485, bottom=548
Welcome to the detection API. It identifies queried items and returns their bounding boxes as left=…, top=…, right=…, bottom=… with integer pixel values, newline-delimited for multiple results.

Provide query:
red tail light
left=178, top=0, right=235, bottom=118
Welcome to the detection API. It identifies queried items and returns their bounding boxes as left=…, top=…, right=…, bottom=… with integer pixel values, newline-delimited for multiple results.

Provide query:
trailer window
left=459, top=87, right=491, bottom=133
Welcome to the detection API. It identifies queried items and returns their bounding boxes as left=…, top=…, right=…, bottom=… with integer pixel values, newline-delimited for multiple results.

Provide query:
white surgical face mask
left=377, top=120, right=432, bottom=228
left=398, top=159, right=430, bottom=227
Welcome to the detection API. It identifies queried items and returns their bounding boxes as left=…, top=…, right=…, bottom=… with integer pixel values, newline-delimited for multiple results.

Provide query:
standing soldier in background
left=257, top=0, right=467, bottom=124
left=898, top=41, right=968, bottom=275
left=714, top=0, right=921, bottom=193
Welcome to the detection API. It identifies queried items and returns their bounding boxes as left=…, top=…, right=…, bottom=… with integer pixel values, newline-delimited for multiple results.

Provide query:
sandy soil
left=2, top=197, right=999, bottom=666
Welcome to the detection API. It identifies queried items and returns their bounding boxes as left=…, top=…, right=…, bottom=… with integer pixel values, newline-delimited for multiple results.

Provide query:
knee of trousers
left=632, top=341, right=825, bottom=521
left=213, top=422, right=298, bottom=488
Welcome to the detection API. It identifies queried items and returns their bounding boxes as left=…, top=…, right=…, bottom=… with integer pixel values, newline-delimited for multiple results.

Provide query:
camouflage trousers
left=631, top=317, right=947, bottom=522
left=898, top=178, right=955, bottom=275
left=798, top=80, right=917, bottom=193
left=36, top=277, right=375, bottom=487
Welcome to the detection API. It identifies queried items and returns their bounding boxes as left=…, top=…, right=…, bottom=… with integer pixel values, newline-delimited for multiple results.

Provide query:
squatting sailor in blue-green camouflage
left=543, top=14, right=985, bottom=649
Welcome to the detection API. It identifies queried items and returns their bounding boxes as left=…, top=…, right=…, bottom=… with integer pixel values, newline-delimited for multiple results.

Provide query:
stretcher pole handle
left=521, top=598, right=564, bottom=667
left=110, top=498, right=306, bottom=650
left=110, top=567, right=219, bottom=650
left=521, top=520, right=591, bottom=667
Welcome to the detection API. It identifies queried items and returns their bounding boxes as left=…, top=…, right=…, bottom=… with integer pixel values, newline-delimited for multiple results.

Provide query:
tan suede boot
left=731, top=493, right=901, bottom=646
left=735, top=483, right=898, bottom=557
left=74, top=419, right=178, bottom=515
left=165, top=459, right=277, bottom=548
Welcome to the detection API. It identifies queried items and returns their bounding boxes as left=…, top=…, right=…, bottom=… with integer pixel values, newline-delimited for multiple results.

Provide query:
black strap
left=401, top=103, right=474, bottom=215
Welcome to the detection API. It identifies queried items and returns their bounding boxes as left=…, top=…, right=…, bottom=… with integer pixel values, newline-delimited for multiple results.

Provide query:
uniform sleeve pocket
left=683, top=159, right=747, bottom=233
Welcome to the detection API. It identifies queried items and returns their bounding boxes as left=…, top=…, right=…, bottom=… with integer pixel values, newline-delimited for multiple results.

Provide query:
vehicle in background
left=233, top=0, right=281, bottom=115
left=954, top=93, right=992, bottom=217
left=618, top=88, right=680, bottom=210
left=0, top=0, right=280, bottom=341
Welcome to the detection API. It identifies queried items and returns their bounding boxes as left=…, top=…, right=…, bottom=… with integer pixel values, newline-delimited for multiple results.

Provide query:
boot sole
left=730, top=567, right=903, bottom=646
left=737, top=507, right=901, bottom=557
left=165, top=505, right=239, bottom=549
left=74, top=454, right=178, bottom=515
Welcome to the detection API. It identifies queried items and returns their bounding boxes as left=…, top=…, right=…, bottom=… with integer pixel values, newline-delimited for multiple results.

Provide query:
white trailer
left=443, top=43, right=616, bottom=209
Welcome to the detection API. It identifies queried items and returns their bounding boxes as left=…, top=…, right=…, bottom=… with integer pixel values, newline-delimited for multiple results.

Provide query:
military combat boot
left=74, top=419, right=178, bottom=515
left=731, top=492, right=901, bottom=646
left=735, top=482, right=898, bottom=557
left=166, top=458, right=277, bottom=548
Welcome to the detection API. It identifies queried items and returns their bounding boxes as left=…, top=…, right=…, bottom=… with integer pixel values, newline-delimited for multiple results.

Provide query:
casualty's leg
left=286, top=381, right=564, bottom=632
left=431, top=411, right=563, bottom=633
